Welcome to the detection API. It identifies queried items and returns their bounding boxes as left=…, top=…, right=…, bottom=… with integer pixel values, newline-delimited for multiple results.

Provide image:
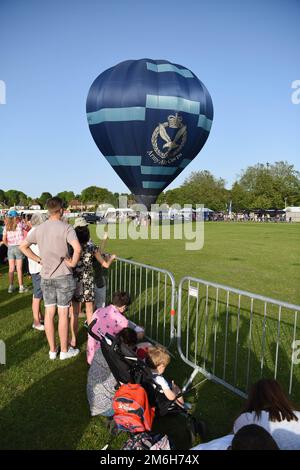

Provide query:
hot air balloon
left=86, top=59, right=213, bottom=209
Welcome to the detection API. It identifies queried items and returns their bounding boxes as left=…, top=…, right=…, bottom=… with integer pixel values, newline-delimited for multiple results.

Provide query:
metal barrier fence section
left=105, top=258, right=300, bottom=399
left=107, top=257, right=176, bottom=347
left=177, top=276, right=300, bottom=399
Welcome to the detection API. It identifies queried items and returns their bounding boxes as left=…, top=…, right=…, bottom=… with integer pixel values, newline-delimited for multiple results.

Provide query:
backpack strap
left=87, top=318, right=101, bottom=342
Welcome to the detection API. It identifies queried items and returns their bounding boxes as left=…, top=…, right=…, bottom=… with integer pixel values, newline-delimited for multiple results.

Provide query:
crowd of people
left=210, top=212, right=288, bottom=222
left=1, top=197, right=300, bottom=450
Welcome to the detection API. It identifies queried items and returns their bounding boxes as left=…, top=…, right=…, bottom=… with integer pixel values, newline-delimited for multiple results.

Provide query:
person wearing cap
left=2, top=210, right=27, bottom=293
left=26, top=213, right=48, bottom=331
left=70, top=217, right=116, bottom=350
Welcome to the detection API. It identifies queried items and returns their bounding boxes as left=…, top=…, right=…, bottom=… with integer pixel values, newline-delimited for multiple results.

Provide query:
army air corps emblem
left=150, top=113, right=187, bottom=163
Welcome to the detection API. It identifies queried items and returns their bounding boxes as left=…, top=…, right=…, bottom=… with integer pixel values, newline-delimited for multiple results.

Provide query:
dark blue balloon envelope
left=86, top=59, right=213, bottom=208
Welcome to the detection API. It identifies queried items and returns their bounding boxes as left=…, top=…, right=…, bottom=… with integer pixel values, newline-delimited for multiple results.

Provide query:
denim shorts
left=31, top=273, right=43, bottom=300
left=7, top=245, right=24, bottom=260
left=94, top=285, right=106, bottom=309
left=41, top=275, right=75, bottom=308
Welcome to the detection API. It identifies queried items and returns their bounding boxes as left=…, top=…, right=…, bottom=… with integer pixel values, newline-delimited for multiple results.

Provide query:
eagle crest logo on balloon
left=150, top=113, right=187, bottom=164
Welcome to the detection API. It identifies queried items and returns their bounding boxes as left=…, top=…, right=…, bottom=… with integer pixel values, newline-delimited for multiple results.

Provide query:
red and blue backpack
left=113, top=383, right=155, bottom=433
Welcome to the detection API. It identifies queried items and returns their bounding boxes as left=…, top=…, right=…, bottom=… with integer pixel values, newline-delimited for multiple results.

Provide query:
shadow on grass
left=0, top=290, right=33, bottom=319
left=0, top=356, right=91, bottom=449
left=0, top=325, right=45, bottom=371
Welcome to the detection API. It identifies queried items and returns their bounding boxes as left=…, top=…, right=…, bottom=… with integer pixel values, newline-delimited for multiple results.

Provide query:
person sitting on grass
left=87, top=327, right=138, bottom=419
left=233, top=378, right=300, bottom=450
left=230, top=424, right=279, bottom=450
left=87, top=291, right=144, bottom=365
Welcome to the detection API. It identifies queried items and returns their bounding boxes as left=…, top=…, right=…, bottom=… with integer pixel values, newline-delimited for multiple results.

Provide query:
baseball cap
left=8, top=210, right=18, bottom=217
left=74, top=217, right=88, bottom=228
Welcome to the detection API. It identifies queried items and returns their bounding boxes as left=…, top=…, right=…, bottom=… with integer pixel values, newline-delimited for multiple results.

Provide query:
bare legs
left=69, top=301, right=94, bottom=347
left=16, top=259, right=23, bottom=287
left=57, top=307, right=69, bottom=353
left=32, top=297, right=44, bottom=326
left=8, top=258, right=24, bottom=289
left=70, top=302, right=79, bottom=348
left=44, top=306, right=56, bottom=352
left=8, top=259, right=15, bottom=286
left=86, top=301, right=94, bottom=325
left=44, top=306, right=69, bottom=353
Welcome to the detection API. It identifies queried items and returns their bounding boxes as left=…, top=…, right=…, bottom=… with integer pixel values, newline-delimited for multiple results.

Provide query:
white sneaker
left=19, top=286, right=29, bottom=293
left=32, top=323, right=45, bottom=331
left=8, top=285, right=14, bottom=293
left=49, top=350, right=58, bottom=360
left=60, top=347, right=80, bottom=360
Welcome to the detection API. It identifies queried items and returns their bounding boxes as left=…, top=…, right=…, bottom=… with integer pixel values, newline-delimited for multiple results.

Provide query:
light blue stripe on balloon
left=146, top=95, right=200, bottom=115
left=179, top=159, right=192, bottom=168
left=197, top=114, right=213, bottom=131
left=87, top=107, right=146, bottom=125
left=105, top=155, right=142, bottom=166
left=142, top=181, right=166, bottom=189
left=141, top=166, right=178, bottom=175
left=146, top=62, right=194, bottom=78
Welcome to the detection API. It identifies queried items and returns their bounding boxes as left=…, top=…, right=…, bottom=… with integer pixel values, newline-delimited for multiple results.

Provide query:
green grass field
left=0, top=222, right=299, bottom=449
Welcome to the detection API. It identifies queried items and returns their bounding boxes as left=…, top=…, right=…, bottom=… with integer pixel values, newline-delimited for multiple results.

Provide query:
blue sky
left=0, top=0, right=299, bottom=198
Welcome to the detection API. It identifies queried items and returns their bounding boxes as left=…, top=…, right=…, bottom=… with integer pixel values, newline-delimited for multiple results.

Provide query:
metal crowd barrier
left=107, top=257, right=176, bottom=347
left=106, top=258, right=300, bottom=399
left=177, top=276, right=300, bottom=399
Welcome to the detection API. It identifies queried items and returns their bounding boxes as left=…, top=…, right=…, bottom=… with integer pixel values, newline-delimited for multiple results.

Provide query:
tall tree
left=0, top=189, right=6, bottom=204
left=5, top=189, right=28, bottom=207
left=81, top=186, right=117, bottom=206
left=55, top=191, right=75, bottom=206
left=238, top=161, right=300, bottom=208
left=230, top=182, right=251, bottom=211
left=175, top=170, right=228, bottom=210
left=38, top=192, right=52, bottom=208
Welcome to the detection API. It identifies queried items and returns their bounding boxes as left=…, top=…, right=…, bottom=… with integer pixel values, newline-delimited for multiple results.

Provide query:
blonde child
left=146, top=345, right=184, bottom=407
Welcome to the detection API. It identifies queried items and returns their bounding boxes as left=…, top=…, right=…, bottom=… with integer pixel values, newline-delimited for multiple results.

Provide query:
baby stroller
left=88, top=324, right=205, bottom=447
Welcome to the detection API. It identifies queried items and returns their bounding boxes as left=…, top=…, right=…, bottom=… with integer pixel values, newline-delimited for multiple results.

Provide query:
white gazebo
left=284, top=207, right=300, bottom=222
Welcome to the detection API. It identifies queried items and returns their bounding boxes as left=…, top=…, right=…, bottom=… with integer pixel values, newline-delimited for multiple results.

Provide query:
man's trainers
left=32, top=323, right=45, bottom=331
left=19, top=286, right=28, bottom=293
left=8, top=285, right=14, bottom=293
left=60, top=347, right=80, bottom=360
left=49, top=350, right=58, bottom=360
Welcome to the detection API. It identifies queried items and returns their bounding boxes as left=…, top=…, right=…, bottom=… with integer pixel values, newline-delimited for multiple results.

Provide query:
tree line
left=1, top=161, right=300, bottom=212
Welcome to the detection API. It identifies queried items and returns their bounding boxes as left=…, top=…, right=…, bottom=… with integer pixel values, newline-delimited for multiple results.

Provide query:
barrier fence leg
left=182, top=368, right=201, bottom=392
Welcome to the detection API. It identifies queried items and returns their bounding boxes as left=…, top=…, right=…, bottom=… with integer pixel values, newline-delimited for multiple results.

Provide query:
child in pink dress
left=87, top=291, right=144, bottom=364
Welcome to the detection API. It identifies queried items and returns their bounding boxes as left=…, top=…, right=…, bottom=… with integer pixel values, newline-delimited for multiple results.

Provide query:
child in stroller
left=89, top=325, right=205, bottom=448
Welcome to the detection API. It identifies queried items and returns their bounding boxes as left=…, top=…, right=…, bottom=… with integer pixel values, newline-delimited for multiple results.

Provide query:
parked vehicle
left=82, top=212, right=100, bottom=224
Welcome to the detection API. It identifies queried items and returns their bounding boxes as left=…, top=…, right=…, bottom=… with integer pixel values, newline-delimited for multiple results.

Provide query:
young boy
left=87, top=291, right=144, bottom=364
left=146, top=345, right=184, bottom=407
